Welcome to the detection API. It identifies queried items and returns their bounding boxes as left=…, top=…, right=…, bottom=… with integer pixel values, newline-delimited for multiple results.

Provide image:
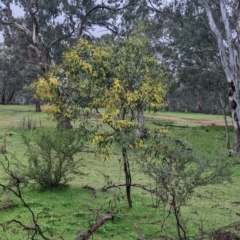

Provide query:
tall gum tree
left=145, top=0, right=240, bottom=152
left=196, top=0, right=240, bottom=152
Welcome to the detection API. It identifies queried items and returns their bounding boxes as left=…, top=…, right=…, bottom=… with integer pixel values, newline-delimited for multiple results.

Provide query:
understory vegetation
left=0, top=105, right=239, bottom=240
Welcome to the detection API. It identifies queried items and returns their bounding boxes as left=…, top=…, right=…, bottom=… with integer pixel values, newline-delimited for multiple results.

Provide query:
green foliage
left=32, top=37, right=168, bottom=126
left=22, top=129, right=85, bottom=189
left=0, top=105, right=238, bottom=239
left=0, top=44, right=27, bottom=105
left=138, top=128, right=232, bottom=238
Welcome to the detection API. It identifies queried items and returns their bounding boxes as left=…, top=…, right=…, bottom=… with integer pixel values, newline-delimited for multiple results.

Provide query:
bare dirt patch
left=85, top=113, right=231, bottom=126
left=145, top=114, right=232, bottom=126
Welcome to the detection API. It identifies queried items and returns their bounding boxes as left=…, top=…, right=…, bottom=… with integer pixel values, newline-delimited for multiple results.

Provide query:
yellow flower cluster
left=92, top=133, right=114, bottom=144
left=154, top=127, right=172, bottom=138
left=115, top=120, right=135, bottom=131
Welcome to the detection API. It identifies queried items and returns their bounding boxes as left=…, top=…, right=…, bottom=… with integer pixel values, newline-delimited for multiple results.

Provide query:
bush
left=137, top=129, right=232, bottom=239
left=22, top=128, right=84, bottom=189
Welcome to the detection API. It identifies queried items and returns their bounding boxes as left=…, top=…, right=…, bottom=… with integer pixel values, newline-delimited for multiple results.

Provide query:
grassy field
left=0, top=105, right=239, bottom=240
left=146, top=110, right=232, bottom=121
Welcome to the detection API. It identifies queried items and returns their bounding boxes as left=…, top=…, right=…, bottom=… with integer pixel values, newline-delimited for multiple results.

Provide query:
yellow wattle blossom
left=115, top=120, right=135, bottom=131
left=49, top=77, right=59, bottom=87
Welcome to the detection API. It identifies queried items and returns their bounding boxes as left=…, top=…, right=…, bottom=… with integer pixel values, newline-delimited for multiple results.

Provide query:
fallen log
left=75, top=214, right=114, bottom=240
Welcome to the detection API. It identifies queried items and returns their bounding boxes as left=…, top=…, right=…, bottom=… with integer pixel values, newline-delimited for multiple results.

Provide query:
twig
left=102, top=183, right=155, bottom=194
left=134, top=224, right=174, bottom=240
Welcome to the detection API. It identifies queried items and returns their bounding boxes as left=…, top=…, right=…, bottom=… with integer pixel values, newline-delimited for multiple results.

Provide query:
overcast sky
left=0, top=4, right=24, bottom=42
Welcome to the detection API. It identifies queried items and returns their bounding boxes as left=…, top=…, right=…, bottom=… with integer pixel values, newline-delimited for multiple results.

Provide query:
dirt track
left=145, top=114, right=232, bottom=126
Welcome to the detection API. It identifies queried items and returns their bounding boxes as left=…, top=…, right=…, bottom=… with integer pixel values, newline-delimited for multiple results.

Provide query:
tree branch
left=75, top=214, right=114, bottom=240
left=134, top=224, right=174, bottom=240
left=0, top=154, right=50, bottom=240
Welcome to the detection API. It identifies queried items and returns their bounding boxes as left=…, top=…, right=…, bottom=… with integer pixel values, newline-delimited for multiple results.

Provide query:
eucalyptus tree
left=115, top=1, right=224, bottom=113
left=194, top=0, right=240, bottom=152
left=142, top=0, right=240, bottom=152
left=0, top=43, right=26, bottom=104
left=162, top=7, right=227, bottom=114
left=0, top=0, right=130, bottom=111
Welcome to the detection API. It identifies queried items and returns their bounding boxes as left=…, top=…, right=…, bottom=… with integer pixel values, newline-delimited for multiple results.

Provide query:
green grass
left=0, top=105, right=239, bottom=240
left=147, top=110, right=232, bottom=121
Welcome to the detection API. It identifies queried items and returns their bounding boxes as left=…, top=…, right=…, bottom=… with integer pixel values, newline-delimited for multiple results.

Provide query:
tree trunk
left=197, top=100, right=204, bottom=113
left=122, top=147, right=132, bottom=208
left=35, top=99, right=41, bottom=112
left=199, top=0, right=240, bottom=152
left=6, top=91, right=15, bottom=104
left=1, top=92, right=5, bottom=105
left=136, top=102, right=145, bottom=138
left=1, top=84, right=6, bottom=105
left=63, top=119, right=73, bottom=129
left=137, top=102, right=144, bottom=128
left=219, top=93, right=231, bottom=153
left=229, top=82, right=240, bottom=153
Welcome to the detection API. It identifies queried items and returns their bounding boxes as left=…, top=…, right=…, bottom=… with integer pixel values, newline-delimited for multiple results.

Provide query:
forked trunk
left=6, top=91, right=15, bottom=104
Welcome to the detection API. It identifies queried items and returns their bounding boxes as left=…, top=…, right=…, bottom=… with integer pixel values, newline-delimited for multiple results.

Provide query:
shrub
left=137, top=129, right=232, bottom=239
left=22, top=128, right=84, bottom=189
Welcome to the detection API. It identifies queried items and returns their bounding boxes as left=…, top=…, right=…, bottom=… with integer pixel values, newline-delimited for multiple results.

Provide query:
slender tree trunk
left=219, top=93, right=231, bottom=153
left=172, top=194, right=187, bottom=240
left=136, top=101, right=145, bottom=138
left=1, top=84, right=6, bottom=105
left=6, top=91, right=15, bottom=104
left=1, top=92, right=5, bottom=105
left=35, top=99, right=41, bottom=112
left=137, top=102, right=144, bottom=128
left=197, top=100, right=204, bottom=113
left=122, top=146, right=132, bottom=208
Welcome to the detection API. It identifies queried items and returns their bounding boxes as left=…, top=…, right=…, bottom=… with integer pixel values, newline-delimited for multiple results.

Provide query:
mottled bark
left=234, top=128, right=240, bottom=153
left=199, top=0, right=240, bottom=152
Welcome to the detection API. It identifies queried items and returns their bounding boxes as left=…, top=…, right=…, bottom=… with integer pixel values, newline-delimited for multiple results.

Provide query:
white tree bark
left=136, top=102, right=145, bottom=138
left=198, top=0, right=240, bottom=152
